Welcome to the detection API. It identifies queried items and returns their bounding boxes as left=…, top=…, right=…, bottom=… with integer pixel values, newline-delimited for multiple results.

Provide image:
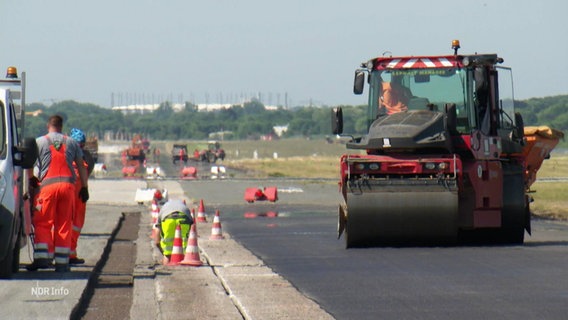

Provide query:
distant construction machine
left=195, top=141, right=225, bottom=163
left=122, top=134, right=146, bottom=177
left=84, top=136, right=99, bottom=163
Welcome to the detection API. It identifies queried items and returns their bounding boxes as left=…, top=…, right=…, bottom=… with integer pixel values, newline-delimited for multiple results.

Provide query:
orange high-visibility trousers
left=70, top=159, right=88, bottom=259
left=70, top=192, right=85, bottom=259
left=33, top=182, right=76, bottom=264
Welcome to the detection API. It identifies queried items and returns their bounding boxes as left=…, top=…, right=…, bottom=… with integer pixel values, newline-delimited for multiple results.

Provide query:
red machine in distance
left=122, top=134, right=146, bottom=177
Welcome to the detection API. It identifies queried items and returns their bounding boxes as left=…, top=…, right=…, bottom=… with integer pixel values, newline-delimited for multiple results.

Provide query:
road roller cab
left=333, top=41, right=564, bottom=248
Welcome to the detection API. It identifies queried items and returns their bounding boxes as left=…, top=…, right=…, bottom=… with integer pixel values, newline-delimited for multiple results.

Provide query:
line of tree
left=514, top=95, right=568, bottom=133
left=23, top=95, right=567, bottom=144
left=24, top=99, right=359, bottom=140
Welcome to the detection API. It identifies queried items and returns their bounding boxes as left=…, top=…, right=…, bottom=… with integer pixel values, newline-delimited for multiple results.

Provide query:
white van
left=0, top=67, right=38, bottom=278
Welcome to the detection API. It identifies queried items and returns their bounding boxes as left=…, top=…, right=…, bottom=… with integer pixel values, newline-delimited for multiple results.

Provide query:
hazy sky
left=1, top=0, right=566, bottom=108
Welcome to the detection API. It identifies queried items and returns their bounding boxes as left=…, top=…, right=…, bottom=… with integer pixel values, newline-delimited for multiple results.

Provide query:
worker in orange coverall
left=68, top=128, right=95, bottom=265
left=380, top=76, right=412, bottom=115
left=26, top=115, right=89, bottom=273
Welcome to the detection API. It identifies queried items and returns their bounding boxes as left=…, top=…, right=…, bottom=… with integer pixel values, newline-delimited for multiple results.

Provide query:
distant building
left=196, top=103, right=233, bottom=111
left=111, top=103, right=185, bottom=114
left=25, top=109, right=43, bottom=117
left=111, top=102, right=280, bottom=114
left=208, top=131, right=234, bottom=140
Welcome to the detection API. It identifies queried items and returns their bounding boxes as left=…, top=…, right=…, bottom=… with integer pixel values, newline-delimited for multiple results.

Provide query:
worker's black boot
left=69, top=257, right=85, bottom=265
left=54, top=264, right=70, bottom=273
left=26, top=258, right=52, bottom=271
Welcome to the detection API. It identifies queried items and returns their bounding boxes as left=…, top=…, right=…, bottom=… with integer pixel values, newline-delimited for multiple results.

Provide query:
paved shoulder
left=200, top=235, right=335, bottom=320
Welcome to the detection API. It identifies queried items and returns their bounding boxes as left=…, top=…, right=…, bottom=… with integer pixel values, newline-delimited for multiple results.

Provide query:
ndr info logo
left=31, top=281, right=70, bottom=298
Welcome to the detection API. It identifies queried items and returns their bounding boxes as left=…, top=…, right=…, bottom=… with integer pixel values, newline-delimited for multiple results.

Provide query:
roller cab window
left=369, top=68, right=472, bottom=133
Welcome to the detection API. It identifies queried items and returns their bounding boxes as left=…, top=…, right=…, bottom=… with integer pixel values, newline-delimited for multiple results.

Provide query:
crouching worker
left=154, top=199, right=193, bottom=265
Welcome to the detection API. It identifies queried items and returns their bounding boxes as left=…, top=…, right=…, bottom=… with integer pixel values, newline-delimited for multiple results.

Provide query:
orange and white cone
left=196, top=199, right=207, bottom=222
left=150, top=199, right=160, bottom=241
left=180, top=223, right=203, bottom=266
left=167, top=224, right=184, bottom=265
left=210, top=210, right=225, bottom=240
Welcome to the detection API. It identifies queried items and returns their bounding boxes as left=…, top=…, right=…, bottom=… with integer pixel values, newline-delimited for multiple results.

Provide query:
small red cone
left=196, top=199, right=207, bottom=222
left=180, top=223, right=203, bottom=266
left=210, top=210, right=225, bottom=240
left=167, top=224, right=184, bottom=265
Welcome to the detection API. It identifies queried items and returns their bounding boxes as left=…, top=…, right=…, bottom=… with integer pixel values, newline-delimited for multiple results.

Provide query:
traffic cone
left=150, top=199, right=160, bottom=241
left=210, top=210, right=225, bottom=240
left=196, top=199, right=207, bottom=222
left=180, top=223, right=203, bottom=266
left=167, top=224, right=184, bottom=265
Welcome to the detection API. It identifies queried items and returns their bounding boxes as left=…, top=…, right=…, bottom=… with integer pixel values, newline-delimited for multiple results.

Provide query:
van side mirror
left=14, top=137, right=38, bottom=169
left=331, top=107, right=343, bottom=135
left=353, top=70, right=365, bottom=95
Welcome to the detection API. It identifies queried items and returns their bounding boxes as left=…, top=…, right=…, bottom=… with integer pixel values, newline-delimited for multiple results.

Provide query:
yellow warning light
left=451, top=40, right=461, bottom=55
left=6, top=66, right=18, bottom=79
